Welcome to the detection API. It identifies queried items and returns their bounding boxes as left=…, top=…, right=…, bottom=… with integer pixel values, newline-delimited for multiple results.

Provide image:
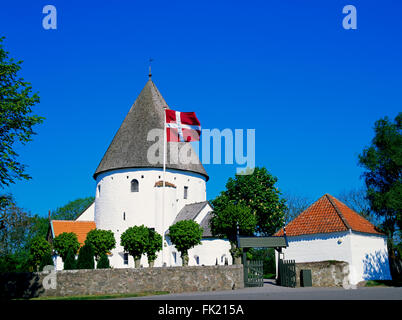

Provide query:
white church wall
left=349, top=231, right=391, bottom=284
left=94, top=167, right=207, bottom=268
left=189, top=238, right=232, bottom=266
left=75, top=202, right=95, bottom=221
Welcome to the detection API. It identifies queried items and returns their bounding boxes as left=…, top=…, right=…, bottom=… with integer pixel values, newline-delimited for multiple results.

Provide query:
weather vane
left=149, top=58, right=153, bottom=78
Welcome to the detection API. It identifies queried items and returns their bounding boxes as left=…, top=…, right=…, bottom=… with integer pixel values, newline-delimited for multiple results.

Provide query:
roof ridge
left=325, top=194, right=352, bottom=230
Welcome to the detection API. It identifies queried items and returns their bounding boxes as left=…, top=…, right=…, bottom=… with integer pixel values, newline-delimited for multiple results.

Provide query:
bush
left=39, top=251, right=54, bottom=271
left=63, top=248, right=76, bottom=270
left=76, top=243, right=95, bottom=269
left=97, top=253, right=111, bottom=269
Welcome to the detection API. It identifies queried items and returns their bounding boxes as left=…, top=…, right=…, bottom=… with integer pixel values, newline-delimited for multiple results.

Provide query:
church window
left=194, top=255, right=200, bottom=265
left=123, top=253, right=128, bottom=265
left=173, top=252, right=177, bottom=264
left=123, top=212, right=126, bottom=220
left=97, top=185, right=101, bottom=196
left=131, top=179, right=139, bottom=192
left=184, top=186, right=188, bottom=199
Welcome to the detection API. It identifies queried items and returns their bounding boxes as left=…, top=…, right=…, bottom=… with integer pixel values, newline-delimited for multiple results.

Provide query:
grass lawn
left=29, top=291, right=169, bottom=300
left=364, top=280, right=402, bottom=287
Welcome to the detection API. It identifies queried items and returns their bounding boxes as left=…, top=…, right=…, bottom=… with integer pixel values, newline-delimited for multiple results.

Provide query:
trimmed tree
left=210, top=203, right=257, bottom=264
left=97, top=253, right=111, bottom=269
left=28, top=236, right=52, bottom=271
left=63, top=248, right=76, bottom=270
left=168, top=220, right=203, bottom=266
left=84, top=229, right=116, bottom=261
left=52, top=232, right=80, bottom=262
left=76, top=243, right=95, bottom=269
left=120, top=225, right=149, bottom=268
left=145, top=228, right=162, bottom=267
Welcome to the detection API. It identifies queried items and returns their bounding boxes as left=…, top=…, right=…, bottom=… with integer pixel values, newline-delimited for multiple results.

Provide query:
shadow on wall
left=362, top=250, right=392, bottom=281
left=0, top=272, right=44, bottom=299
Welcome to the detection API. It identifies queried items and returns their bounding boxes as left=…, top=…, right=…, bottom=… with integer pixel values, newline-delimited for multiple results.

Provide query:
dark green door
left=278, top=259, right=296, bottom=287
left=244, top=260, right=264, bottom=287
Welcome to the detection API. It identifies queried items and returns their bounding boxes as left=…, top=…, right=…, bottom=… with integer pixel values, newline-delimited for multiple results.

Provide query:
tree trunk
left=148, top=260, right=154, bottom=268
left=182, top=253, right=189, bottom=266
left=134, top=258, right=141, bottom=268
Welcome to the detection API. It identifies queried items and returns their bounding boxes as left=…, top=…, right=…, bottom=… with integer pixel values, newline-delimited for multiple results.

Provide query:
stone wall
left=295, top=261, right=350, bottom=287
left=0, top=265, right=243, bottom=299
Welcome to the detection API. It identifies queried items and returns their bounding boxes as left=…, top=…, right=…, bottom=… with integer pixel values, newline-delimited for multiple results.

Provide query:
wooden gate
left=244, top=260, right=264, bottom=287
left=278, top=259, right=296, bottom=287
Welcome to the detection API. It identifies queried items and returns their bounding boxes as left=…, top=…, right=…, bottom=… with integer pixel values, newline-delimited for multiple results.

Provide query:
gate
left=243, top=260, right=264, bottom=287
left=278, top=259, right=296, bottom=287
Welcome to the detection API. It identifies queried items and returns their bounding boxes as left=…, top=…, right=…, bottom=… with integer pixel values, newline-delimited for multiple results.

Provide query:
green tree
left=168, top=220, right=203, bottom=266
left=51, top=197, right=94, bottom=220
left=0, top=37, right=44, bottom=187
left=63, top=248, right=76, bottom=270
left=28, top=236, right=52, bottom=271
left=358, top=113, right=401, bottom=240
left=53, top=232, right=80, bottom=262
left=0, top=195, right=51, bottom=272
left=145, top=228, right=162, bottom=267
left=210, top=203, right=256, bottom=263
left=84, top=229, right=115, bottom=261
left=39, top=251, right=54, bottom=271
left=120, top=225, right=149, bottom=268
left=76, top=243, right=95, bottom=269
left=211, top=167, right=287, bottom=236
left=97, top=253, right=111, bottom=269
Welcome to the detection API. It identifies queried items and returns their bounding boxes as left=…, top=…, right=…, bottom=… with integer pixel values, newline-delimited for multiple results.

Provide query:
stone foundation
left=295, top=261, right=350, bottom=287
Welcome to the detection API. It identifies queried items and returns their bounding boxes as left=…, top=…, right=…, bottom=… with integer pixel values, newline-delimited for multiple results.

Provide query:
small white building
left=48, top=75, right=231, bottom=269
left=275, top=194, right=392, bottom=285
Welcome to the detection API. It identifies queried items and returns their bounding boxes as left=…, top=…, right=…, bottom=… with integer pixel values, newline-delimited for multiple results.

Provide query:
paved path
left=121, top=280, right=402, bottom=300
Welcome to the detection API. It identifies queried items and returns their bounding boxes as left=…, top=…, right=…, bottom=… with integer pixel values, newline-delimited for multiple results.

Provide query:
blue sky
left=1, top=0, right=401, bottom=217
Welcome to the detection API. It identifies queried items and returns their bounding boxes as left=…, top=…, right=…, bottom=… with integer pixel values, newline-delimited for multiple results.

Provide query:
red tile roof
left=275, top=194, right=383, bottom=237
left=51, top=220, right=96, bottom=245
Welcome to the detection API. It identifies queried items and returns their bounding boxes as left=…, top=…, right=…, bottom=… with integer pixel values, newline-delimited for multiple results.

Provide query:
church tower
left=93, top=76, right=209, bottom=267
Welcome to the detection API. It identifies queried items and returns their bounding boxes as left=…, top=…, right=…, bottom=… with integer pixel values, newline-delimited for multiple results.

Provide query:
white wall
left=94, top=167, right=207, bottom=268
left=278, top=231, right=392, bottom=285
left=75, top=202, right=95, bottom=221
left=349, top=232, right=391, bottom=284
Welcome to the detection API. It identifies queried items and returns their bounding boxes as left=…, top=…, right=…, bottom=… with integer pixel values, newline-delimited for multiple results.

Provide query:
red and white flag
left=165, top=109, right=201, bottom=142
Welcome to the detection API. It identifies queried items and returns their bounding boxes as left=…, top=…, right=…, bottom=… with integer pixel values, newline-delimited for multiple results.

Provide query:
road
left=121, top=280, right=402, bottom=300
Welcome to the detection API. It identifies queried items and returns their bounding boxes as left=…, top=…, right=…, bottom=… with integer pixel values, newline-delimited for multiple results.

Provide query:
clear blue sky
left=1, top=0, right=401, bottom=217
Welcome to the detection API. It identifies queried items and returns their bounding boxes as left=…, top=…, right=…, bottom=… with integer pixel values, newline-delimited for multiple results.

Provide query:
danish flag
left=165, top=109, right=201, bottom=142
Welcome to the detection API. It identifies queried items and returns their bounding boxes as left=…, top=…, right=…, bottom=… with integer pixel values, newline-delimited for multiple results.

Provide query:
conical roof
left=94, top=79, right=208, bottom=180
left=275, top=194, right=383, bottom=237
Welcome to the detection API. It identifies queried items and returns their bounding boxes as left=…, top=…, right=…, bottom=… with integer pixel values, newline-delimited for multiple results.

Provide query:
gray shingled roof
left=170, top=201, right=214, bottom=238
left=199, top=212, right=213, bottom=238
left=93, top=78, right=208, bottom=180
left=172, top=201, right=209, bottom=224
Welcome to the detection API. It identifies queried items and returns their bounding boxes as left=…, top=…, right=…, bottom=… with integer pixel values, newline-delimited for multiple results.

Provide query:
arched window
left=131, top=179, right=139, bottom=192
left=194, top=255, right=200, bottom=265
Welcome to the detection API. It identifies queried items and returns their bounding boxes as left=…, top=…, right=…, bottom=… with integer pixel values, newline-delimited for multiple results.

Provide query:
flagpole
left=162, top=106, right=167, bottom=267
